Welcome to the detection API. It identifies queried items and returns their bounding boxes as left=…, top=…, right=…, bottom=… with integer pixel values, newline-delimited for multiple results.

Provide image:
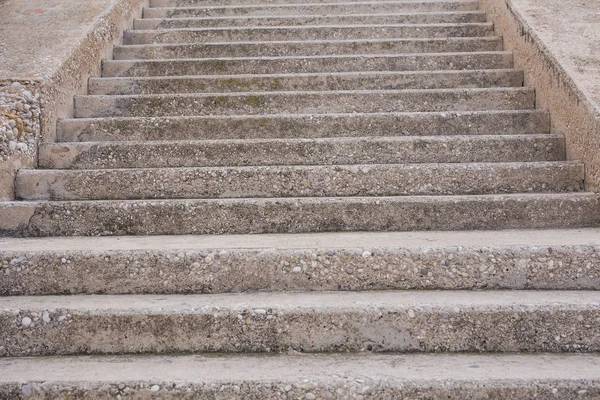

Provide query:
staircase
left=1, top=0, right=600, bottom=397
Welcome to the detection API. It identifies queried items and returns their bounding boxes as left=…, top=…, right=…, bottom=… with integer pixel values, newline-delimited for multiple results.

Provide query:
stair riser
left=114, top=37, right=504, bottom=59
left=133, top=12, right=487, bottom=29
left=143, top=2, right=480, bottom=18
left=2, top=242, right=598, bottom=295
left=16, top=163, right=584, bottom=201
left=89, top=70, right=523, bottom=95
left=124, top=25, right=495, bottom=45
left=39, top=136, right=564, bottom=169
left=57, top=111, right=550, bottom=142
left=74, top=89, right=535, bottom=118
left=0, top=301, right=598, bottom=355
left=102, top=52, right=514, bottom=77
left=1, top=194, right=597, bottom=236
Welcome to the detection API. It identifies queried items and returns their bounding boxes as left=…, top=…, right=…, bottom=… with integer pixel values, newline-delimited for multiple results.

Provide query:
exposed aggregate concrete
left=1, top=353, right=600, bottom=399
left=143, top=1, right=479, bottom=18
left=113, top=37, right=504, bottom=59
left=133, top=11, right=487, bottom=29
left=57, top=110, right=550, bottom=142
left=0, top=291, right=599, bottom=355
left=1, top=240, right=600, bottom=295
left=101, top=52, right=514, bottom=77
left=88, top=69, right=523, bottom=95
left=0, top=82, right=40, bottom=163
left=15, top=162, right=583, bottom=200
left=123, top=23, right=495, bottom=45
left=39, top=135, right=564, bottom=169
left=74, top=88, right=536, bottom=118
left=1, top=193, right=598, bottom=236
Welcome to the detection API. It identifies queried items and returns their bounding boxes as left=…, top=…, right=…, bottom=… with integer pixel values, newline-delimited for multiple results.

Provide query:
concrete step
left=1, top=353, right=600, bottom=398
left=89, top=69, right=524, bottom=95
left=102, top=51, right=513, bottom=77
left=0, top=290, right=599, bottom=355
left=74, top=88, right=535, bottom=118
left=16, top=162, right=584, bottom=201
left=153, top=0, right=479, bottom=5
left=113, top=37, right=504, bottom=60
left=133, top=11, right=488, bottom=29
left=57, top=110, right=550, bottom=142
left=2, top=229, right=600, bottom=295
left=39, top=135, right=563, bottom=169
left=123, top=24, right=495, bottom=45
left=143, top=1, right=480, bottom=18
left=1, top=193, right=598, bottom=236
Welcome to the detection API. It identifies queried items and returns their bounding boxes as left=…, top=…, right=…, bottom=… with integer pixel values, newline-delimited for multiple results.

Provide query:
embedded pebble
left=151, top=385, right=160, bottom=392
left=21, top=317, right=32, bottom=327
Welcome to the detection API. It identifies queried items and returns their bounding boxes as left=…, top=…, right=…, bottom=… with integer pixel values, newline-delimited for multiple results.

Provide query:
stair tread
left=2, top=289, right=599, bottom=311
left=2, top=353, right=599, bottom=389
left=105, top=50, right=511, bottom=61
left=3, top=228, right=600, bottom=251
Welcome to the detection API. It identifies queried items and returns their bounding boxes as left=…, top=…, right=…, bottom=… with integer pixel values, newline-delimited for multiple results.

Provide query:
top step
left=150, top=0, right=479, bottom=8
left=143, top=1, right=479, bottom=18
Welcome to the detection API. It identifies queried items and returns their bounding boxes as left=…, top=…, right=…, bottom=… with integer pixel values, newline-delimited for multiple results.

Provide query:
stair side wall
left=479, top=0, right=600, bottom=191
left=0, top=0, right=149, bottom=200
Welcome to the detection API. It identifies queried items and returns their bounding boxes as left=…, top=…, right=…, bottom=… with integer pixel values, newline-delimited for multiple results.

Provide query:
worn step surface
left=16, top=162, right=584, bottom=201
left=102, top=51, right=513, bottom=76
left=114, top=37, right=504, bottom=59
left=89, top=69, right=523, bottom=95
left=2, top=353, right=600, bottom=399
left=133, top=11, right=487, bottom=29
left=57, top=110, right=550, bottom=142
left=143, top=1, right=480, bottom=18
left=2, top=229, right=600, bottom=295
left=39, top=135, right=564, bottom=169
left=74, top=88, right=535, bottom=118
left=123, top=24, right=495, bottom=45
left=0, top=290, right=599, bottom=355
left=1, top=193, right=598, bottom=236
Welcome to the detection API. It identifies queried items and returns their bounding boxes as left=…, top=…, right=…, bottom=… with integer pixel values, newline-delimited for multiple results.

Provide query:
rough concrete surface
left=1, top=353, right=600, bottom=399
left=478, top=0, right=600, bottom=191
left=0, top=290, right=599, bottom=355
left=1, top=193, right=599, bottom=236
left=0, top=0, right=148, bottom=198
left=57, top=110, right=550, bottom=142
left=1, top=229, right=600, bottom=295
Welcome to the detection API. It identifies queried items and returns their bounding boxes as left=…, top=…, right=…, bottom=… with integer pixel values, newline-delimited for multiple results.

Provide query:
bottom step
left=1, top=353, right=599, bottom=399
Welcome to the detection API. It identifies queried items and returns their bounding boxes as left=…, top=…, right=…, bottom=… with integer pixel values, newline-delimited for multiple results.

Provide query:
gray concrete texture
left=1, top=353, right=599, bottom=399
left=1, top=229, right=600, bottom=295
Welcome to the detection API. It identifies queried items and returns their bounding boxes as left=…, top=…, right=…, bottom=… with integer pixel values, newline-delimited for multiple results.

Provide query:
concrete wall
left=479, top=0, right=600, bottom=191
left=0, top=0, right=149, bottom=200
